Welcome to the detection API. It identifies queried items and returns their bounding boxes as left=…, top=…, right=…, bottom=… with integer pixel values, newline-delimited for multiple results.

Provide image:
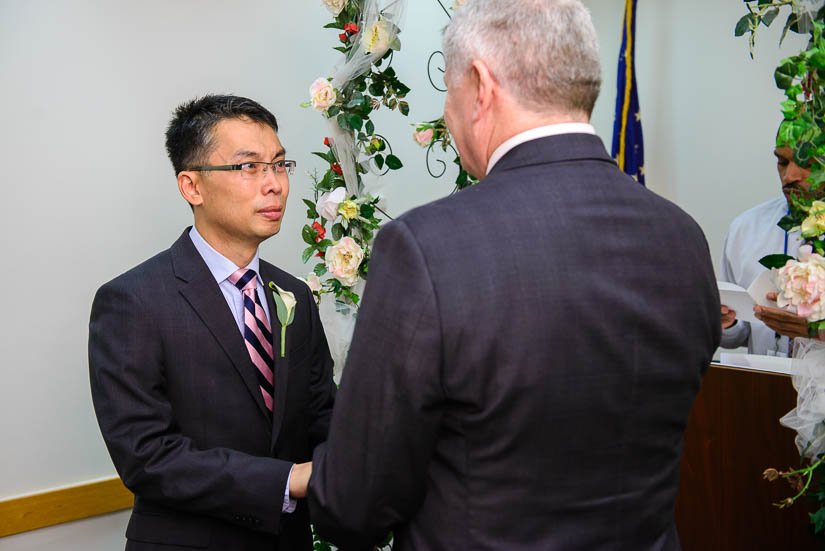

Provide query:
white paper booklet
left=717, top=270, right=778, bottom=325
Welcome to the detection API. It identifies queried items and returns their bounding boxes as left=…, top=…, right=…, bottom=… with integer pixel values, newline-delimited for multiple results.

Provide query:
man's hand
left=721, top=305, right=737, bottom=329
left=753, top=292, right=808, bottom=338
left=289, top=462, right=312, bottom=499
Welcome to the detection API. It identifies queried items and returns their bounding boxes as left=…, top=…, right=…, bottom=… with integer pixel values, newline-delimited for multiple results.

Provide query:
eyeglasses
left=187, top=160, right=297, bottom=179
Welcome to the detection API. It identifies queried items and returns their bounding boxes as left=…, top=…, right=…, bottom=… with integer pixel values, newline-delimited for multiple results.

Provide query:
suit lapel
left=260, top=264, right=290, bottom=449
left=171, top=229, right=272, bottom=422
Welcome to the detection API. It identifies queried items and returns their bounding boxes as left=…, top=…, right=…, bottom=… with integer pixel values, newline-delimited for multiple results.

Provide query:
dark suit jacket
left=308, top=134, right=721, bottom=550
left=89, top=228, right=336, bottom=551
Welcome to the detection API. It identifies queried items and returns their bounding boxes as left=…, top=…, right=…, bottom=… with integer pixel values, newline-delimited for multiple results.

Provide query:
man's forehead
left=212, top=118, right=282, bottom=157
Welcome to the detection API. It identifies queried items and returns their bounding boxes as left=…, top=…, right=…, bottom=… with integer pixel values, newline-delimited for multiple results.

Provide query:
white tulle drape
left=319, top=0, right=406, bottom=378
left=327, top=0, right=406, bottom=197
left=781, top=338, right=825, bottom=459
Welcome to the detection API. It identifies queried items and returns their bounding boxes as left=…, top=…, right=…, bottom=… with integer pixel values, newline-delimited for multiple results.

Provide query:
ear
left=470, top=59, right=497, bottom=123
left=178, top=171, right=203, bottom=207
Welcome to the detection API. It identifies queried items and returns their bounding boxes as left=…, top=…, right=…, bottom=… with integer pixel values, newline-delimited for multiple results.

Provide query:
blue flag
left=611, top=0, right=645, bottom=186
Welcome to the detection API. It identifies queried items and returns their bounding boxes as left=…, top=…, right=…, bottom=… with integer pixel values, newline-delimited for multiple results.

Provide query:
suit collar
left=171, top=228, right=274, bottom=423
left=488, top=133, right=616, bottom=176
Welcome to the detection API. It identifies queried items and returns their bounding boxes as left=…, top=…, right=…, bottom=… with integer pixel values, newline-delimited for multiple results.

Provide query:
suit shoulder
left=96, top=248, right=173, bottom=296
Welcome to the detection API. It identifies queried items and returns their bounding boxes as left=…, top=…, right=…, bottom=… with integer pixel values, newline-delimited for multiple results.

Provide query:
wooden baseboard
left=0, top=477, right=133, bottom=538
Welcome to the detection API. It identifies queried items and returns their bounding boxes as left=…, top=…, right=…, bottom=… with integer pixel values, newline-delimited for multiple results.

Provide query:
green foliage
left=758, top=253, right=795, bottom=269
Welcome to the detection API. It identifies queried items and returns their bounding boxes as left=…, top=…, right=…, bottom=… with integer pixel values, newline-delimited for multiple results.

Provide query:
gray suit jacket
left=89, top=229, right=336, bottom=551
left=308, top=134, right=720, bottom=550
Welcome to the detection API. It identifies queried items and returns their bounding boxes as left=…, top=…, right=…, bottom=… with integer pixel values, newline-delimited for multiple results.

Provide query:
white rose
left=362, top=19, right=392, bottom=57
left=317, top=187, right=347, bottom=221
left=325, top=237, right=364, bottom=287
left=321, top=0, right=347, bottom=16
left=304, top=273, right=322, bottom=292
left=309, top=78, right=337, bottom=112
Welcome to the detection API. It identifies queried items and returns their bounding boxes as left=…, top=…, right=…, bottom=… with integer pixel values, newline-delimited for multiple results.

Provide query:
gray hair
left=442, top=0, right=602, bottom=117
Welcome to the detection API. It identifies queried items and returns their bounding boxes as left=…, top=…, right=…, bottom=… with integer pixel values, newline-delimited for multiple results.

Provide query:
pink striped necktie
left=228, top=268, right=274, bottom=412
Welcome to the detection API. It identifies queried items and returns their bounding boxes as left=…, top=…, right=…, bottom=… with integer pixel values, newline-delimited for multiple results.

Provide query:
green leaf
left=365, top=120, right=375, bottom=136
left=312, top=151, right=336, bottom=164
left=323, top=21, right=345, bottom=30
left=348, top=114, right=363, bottom=131
left=313, top=263, right=328, bottom=277
left=385, top=154, right=403, bottom=170
left=345, top=97, right=365, bottom=109
left=327, top=105, right=340, bottom=118
left=332, top=223, right=345, bottom=241
left=395, top=82, right=411, bottom=97
left=399, top=101, right=409, bottom=116
left=758, top=254, right=794, bottom=269
left=775, top=61, right=797, bottom=90
left=735, top=14, right=754, bottom=37
left=761, top=7, right=779, bottom=27
left=374, top=154, right=385, bottom=170
left=369, top=82, right=384, bottom=96
left=383, top=67, right=396, bottom=78
left=811, top=51, right=825, bottom=69
left=778, top=213, right=801, bottom=232
left=303, top=199, right=319, bottom=219
left=360, top=204, right=375, bottom=219
left=333, top=46, right=348, bottom=54
left=781, top=13, right=796, bottom=45
left=302, top=246, right=315, bottom=264
left=337, top=113, right=349, bottom=130
left=302, top=225, right=317, bottom=246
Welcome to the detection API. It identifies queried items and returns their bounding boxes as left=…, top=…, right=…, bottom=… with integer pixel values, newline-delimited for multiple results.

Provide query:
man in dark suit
left=306, top=1, right=720, bottom=549
left=89, top=95, right=336, bottom=550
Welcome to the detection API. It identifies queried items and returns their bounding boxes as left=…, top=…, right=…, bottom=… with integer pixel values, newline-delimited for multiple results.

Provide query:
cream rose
left=321, top=0, right=347, bottom=17
left=309, top=78, right=337, bottom=112
left=776, top=245, right=825, bottom=322
left=325, top=237, right=364, bottom=287
left=802, top=201, right=825, bottom=238
left=413, top=128, right=434, bottom=148
left=317, top=187, right=347, bottom=221
left=338, top=199, right=359, bottom=221
left=362, top=19, right=392, bottom=57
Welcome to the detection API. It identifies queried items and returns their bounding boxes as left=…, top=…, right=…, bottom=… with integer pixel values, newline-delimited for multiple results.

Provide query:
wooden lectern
left=676, top=364, right=824, bottom=550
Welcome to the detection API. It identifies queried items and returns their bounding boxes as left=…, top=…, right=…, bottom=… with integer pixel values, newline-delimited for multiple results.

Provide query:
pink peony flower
left=775, top=246, right=825, bottom=322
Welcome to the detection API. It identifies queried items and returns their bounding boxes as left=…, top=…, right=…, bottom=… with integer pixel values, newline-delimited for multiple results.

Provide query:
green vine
left=300, top=0, right=411, bottom=306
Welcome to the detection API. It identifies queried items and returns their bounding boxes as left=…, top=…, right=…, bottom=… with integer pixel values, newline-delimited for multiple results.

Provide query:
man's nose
left=261, top=166, right=283, bottom=193
left=785, top=161, right=807, bottom=184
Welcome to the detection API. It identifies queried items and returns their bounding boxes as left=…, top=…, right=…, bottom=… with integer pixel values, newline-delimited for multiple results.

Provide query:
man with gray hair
left=306, top=1, right=720, bottom=549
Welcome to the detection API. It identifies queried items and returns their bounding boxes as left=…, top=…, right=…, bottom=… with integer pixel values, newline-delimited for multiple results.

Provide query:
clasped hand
left=721, top=292, right=809, bottom=339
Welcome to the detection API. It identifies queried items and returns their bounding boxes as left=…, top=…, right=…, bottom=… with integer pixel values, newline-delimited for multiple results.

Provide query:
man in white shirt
left=720, top=145, right=812, bottom=355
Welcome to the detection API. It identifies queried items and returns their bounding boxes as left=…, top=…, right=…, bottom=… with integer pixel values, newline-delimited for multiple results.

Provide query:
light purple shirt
left=189, top=226, right=296, bottom=514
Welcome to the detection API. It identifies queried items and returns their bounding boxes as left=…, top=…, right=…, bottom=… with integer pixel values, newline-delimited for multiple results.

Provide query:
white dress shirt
left=486, top=122, right=597, bottom=175
left=719, top=197, right=803, bottom=356
left=189, top=226, right=296, bottom=514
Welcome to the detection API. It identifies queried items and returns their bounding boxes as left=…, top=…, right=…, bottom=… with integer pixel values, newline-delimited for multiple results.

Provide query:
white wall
left=0, top=0, right=807, bottom=546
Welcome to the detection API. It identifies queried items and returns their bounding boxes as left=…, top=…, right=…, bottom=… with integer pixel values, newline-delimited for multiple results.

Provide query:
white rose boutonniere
left=325, top=237, right=364, bottom=287
left=268, top=282, right=297, bottom=357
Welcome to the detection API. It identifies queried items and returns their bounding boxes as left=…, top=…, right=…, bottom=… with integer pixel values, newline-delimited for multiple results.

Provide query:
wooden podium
left=675, top=364, right=824, bottom=550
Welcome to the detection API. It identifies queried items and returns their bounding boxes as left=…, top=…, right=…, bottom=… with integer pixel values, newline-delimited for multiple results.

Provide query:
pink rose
left=413, top=128, right=434, bottom=148
left=309, top=78, right=337, bottom=112
left=325, top=237, right=364, bottom=287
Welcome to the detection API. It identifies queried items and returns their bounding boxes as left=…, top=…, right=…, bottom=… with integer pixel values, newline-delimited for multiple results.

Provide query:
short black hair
left=165, top=94, right=279, bottom=175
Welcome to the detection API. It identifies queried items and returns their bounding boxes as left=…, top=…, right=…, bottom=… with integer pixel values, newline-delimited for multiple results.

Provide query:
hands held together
left=721, top=292, right=810, bottom=339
